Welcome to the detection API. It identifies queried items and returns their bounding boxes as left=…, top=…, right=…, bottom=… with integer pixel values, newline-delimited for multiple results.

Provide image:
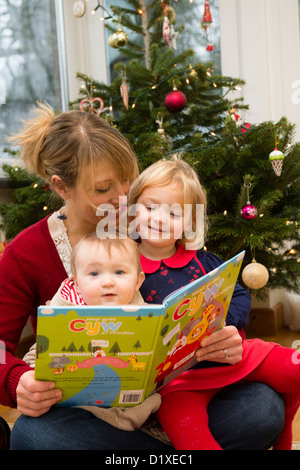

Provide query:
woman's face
left=65, top=162, right=131, bottom=229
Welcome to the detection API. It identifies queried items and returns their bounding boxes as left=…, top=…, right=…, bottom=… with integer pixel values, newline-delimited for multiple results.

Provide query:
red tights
left=156, top=346, right=300, bottom=450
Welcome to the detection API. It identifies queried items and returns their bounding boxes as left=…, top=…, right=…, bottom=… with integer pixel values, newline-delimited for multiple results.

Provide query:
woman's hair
left=8, top=102, right=139, bottom=191
left=128, top=156, right=208, bottom=249
left=71, top=232, right=142, bottom=276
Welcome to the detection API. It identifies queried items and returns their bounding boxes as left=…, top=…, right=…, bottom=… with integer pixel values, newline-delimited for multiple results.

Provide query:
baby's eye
left=115, top=270, right=125, bottom=275
left=89, top=271, right=99, bottom=277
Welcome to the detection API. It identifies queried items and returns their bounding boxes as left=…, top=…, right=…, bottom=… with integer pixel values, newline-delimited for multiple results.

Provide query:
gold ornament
left=108, top=27, right=128, bottom=49
left=242, top=259, right=269, bottom=289
left=73, top=0, right=86, bottom=18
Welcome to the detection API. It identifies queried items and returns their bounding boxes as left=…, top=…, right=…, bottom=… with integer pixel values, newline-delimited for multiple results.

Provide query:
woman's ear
left=51, top=175, right=71, bottom=200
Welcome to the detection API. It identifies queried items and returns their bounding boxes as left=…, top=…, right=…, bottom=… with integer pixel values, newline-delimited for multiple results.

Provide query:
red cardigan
left=0, top=216, right=67, bottom=407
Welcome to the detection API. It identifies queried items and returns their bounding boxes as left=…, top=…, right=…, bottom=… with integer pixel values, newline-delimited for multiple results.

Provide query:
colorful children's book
left=35, top=251, right=245, bottom=407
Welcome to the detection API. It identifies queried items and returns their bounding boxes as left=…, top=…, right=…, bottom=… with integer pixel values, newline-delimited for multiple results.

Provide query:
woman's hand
left=195, top=325, right=243, bottom=365
left=16, top=370, right=62, bottom=417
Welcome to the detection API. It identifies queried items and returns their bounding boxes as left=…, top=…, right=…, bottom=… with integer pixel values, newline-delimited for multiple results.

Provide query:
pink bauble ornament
left=165, top=88, right=187, bottom=112
left=241, top=203, right=257, bottom=220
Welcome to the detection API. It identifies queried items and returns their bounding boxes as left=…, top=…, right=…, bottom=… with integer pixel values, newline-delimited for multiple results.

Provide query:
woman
left=0, top=102, right=284, bottom=450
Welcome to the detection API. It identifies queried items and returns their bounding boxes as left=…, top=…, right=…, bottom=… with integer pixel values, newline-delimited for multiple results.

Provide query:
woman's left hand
left=195, top=325, right=243, bottom=365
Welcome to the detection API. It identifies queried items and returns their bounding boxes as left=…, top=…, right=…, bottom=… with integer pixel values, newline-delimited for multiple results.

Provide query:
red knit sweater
left=0, top=216, right=67, bottom=407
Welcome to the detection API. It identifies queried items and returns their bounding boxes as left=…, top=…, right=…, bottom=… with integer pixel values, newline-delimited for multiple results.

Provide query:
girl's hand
left=16, top=370, right=62, bottom=417
left=195, top=325, right=243, bottom=365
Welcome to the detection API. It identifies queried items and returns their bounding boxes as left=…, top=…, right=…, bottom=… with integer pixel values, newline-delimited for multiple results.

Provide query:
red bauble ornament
left=241, top=203, right=257, bottom=220
left=165, top=89, right=187, bottom=112
left=240, top=121, right=252, bottom=133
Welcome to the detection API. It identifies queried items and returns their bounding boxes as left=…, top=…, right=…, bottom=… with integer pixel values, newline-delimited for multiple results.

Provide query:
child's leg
left=246, top=346, right=300, bottom=450
left=157, top=389, right=222, bottom=450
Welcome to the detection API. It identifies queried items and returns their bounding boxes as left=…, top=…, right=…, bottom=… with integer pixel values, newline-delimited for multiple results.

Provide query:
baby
left=23, top=233, right=162, bottom=434
left=52, top=232, right=145, bottom=307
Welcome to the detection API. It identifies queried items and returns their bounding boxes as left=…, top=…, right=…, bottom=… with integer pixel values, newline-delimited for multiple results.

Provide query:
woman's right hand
left=16, top=370, right=62, bottom=417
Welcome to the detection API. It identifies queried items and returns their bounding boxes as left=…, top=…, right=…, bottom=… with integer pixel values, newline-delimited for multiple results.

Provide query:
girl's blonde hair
left=8, top=102, right=139, bottom=191
left=128, top=156, right=208, bottom=249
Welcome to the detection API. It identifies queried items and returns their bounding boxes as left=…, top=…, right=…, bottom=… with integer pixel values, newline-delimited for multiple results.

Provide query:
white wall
left=62, top=0, right=108, bottom=102
left=219, top=0, right=300, bottom=141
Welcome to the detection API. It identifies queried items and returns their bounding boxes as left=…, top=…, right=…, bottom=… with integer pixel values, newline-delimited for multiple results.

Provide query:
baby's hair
left=128, top=155, right=208, bottom=249
left=8, top=101, right=139, bottom=191
left=71, top=232, right=142, bottom=276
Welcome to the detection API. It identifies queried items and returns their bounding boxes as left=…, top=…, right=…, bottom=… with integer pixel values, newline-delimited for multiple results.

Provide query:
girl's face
left=135, top=183, right=185, bottom=251
left=62, top=162, right=131, bottom=230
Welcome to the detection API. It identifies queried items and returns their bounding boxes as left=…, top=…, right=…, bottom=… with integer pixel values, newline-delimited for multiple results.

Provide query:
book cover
left=35, top=251, right=245, bottom=407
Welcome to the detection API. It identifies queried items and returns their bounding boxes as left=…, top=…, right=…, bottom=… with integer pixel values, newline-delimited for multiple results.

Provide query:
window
left=104, top=0, right=220, bottom=82
left=0, top=0, right=67, bottom=170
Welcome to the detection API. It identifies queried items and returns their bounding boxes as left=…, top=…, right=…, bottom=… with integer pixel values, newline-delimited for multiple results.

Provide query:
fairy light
left=138, top=8, right=143, bottom=14
left=33, top=183, right=38, bottom=189
left=132, top=103, right=136, bottom=109
left=43, top=206, right=48, bottom=211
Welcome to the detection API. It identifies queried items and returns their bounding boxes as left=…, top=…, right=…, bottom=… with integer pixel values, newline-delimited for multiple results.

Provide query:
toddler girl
left=128, top=156, right=300, bottom=450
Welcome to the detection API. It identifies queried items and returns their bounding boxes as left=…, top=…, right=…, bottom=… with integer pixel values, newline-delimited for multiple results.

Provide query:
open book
left=35, top=251, right=245, bottom=407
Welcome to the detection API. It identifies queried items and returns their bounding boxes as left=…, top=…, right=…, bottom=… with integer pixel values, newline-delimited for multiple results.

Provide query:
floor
left=1, top=328, right=300, bottom=443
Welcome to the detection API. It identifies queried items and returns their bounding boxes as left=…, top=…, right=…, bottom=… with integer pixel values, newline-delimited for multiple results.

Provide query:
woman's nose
left=114, top=180, right=131, bottom=197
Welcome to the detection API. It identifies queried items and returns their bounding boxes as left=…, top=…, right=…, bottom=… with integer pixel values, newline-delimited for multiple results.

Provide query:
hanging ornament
left=156, top=114, right=167, bottom=139
left=165, top=88, right=187, bottom=113
left=79, top=97, right=104, bottom=116
left=73, top=0, right=86, bottom=18
left=242, top=259, right=269, bottom=289
left=162, top=3, right=170, bottom=44
left=202, top=0, right=213, bottom=51
left=188, top=65, right=198, bottom=80
left=108, top=25, right=128, bottom=49
left=168, top=25, right=179, bottom=50
left=240, top=121, right=252, bottom=133
left=165, top=86, right=187, bottom=113
left=229, top=105, right=240, bottom=126
left=120, top=73, right=129, bottom=110
left=240, top=182, right=257, bottom=219
left=269, top=147, right=284, bottom=176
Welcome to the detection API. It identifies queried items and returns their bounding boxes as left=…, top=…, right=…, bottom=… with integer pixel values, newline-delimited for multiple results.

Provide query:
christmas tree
left=70, top=0, right=300, bottom=296
left=0, top=152, right=61, bottom=240
left=2, top=0, right=300, bottom=297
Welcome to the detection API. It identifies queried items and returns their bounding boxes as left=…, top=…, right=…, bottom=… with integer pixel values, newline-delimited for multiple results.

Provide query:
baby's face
left=73, top=243, right=144, bottom=306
